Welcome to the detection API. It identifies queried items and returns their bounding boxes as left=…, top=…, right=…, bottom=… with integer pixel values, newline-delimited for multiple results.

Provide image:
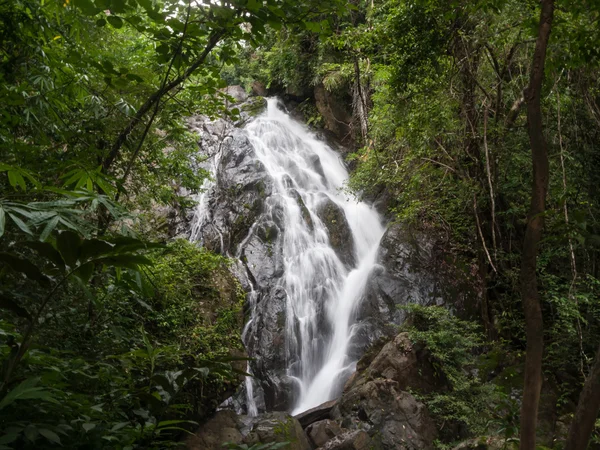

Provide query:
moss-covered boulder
left=241, top=96, right=268, bottom=117
left=187, top=411, right=311, bottom=450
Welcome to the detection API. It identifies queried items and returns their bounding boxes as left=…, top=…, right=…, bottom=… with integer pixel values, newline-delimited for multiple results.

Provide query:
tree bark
left=519, top=2, right=554, bottom=450
left=564, top=343, right=600, bottom=450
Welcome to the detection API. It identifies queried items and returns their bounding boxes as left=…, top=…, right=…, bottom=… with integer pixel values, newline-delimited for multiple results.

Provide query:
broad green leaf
left=7, top=212, right=33, bottom=235
left=56, top=230, right=82, bottom=267
left=0, top=432, right=18, bottom=445
left=80, top=239, right=115, bottom=261
left=82, top=423, right=96, bottom=432
left=95, top=254, right=152, bottom=269
left=38, top=429, right=61, bottom=445
left=73, top=262, right=94, bottom=283
left=0, top=378, right=58, bottom=410
left=40, top=215, right=60, bottom=242
left=0, top=252, right=51, bottom=285
left=21, top=241, right=65, bottom=271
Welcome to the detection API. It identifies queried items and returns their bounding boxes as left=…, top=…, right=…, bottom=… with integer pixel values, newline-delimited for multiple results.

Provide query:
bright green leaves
left=61, top=165, right=115, bottom=194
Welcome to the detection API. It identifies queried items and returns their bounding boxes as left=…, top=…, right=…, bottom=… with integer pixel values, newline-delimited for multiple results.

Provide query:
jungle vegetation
left=1, top=0, right=600, bottom=449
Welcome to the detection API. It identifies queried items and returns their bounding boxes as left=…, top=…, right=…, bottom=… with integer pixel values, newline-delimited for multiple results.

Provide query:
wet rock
left=316, top=430, right=373, bottom=450
left=333, top=379, right=437, bottom=450
left=307, top=419, right=343, bottom=447
left=245, top=286, right=292, bottom=411
left=188, top=411, right=310, bottom=450
left=346, top=332, right=444, bottom=395
left=223, top=85, right=248, bottom=104
left=186, top=410, right=243, bottom=449
left=245, top=412, right=312, bottom=450
left=241, top=96, right=268, bottom=117
left=315, top=197, right=355, bottom=268
left=352, top=223, right=443, bottom=358
left=290, top=189, right=314, bottom=231
left=295, top=399, right=338, bottom=428
left=251, top=81, right=268, bottom=97
left=308, top=154, right=327, bottom=182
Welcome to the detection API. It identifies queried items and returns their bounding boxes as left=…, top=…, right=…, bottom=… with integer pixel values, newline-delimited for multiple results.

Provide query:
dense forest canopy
left=1, top=0, right=600, bottom=449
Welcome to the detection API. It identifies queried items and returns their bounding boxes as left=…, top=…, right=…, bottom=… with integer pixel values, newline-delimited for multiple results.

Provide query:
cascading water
left=191, top=98, right=385, bottom=415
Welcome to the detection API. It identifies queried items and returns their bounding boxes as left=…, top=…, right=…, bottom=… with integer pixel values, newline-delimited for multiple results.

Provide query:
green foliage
left=0, top=233, right=244, bottom=448
left=401, top=305, right=509, bottom=444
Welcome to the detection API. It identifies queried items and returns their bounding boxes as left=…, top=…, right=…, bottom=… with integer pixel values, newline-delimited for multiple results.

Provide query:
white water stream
left=192, top=99, right=385, bottom=415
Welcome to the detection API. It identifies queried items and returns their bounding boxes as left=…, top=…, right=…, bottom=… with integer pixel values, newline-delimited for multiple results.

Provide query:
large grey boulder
left=186, top=410, right=244, bottom=449
left=307, top=419, right=343, bottom=447
left=346, top=332, right=444, bottom=395
left=350, top=223, right=446, bottom=361
left=328, top=330, right=442, bottom=450
left=187, top=411, right=311, bottom=450
left=245, top=412, right=312, bottom=450
left=333, top=380, right=437, bottom=450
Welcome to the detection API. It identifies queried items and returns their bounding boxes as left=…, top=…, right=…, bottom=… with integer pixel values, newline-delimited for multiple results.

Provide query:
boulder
left=314, top=84, right=353, bottom=146
left=333, top=379, right=437, bottom=450
left=316, top=430, right=373, bottom=450
left=244, top=412, right=312, bottom=450
left=306, top=419, right=343, bottom=447
left=251, top=81, right=268, bottom=97
left=187, top=411, right=311, bottom=450
left=223, top=85, right=249, bottom=104
left=352, top=223, right=446, bottom=359
left=294, top=399, right=338, bottom=428
left=186, top=410, right=244, bottom=449
left=315, top=197, right=355, bottom=268
left=241, top=96, right=268, bottom=117
left=346, top=332, right=444, bottom=394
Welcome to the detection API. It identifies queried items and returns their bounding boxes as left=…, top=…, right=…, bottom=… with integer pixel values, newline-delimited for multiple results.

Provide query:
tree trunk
left=519, top=2, right=554, bottom=450
left=101, top=30, right=224, bottom=173
left=564, top=343, right=600, bottom=450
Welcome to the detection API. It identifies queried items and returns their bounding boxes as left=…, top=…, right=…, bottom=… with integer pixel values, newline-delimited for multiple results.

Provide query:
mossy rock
left=241, top=96, right=267, bottom=117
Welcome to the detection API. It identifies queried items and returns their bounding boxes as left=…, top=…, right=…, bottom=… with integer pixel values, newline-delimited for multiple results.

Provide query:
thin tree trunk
left=353, top=57, right=369, bottom=141
left=101, top=29, right=225, bottom=173
left=519, top=1, right=554, bottom=449
left=564, top=342, right=600, bottom=450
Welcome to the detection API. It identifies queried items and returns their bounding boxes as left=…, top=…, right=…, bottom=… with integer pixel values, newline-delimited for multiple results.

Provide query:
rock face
left=352, top=332, right=444, bottom=394
left=187, top=411, right=311, bottom=450
left=315, top=197, right=356, bottom=268
left=188, top=93, right=458, bottom=416
left=307, top=419, right=343, bottom=447
left=314, top=83, right=353, bottom=146
left=317, top=430, right=372, bottom=450
left=328, top=332, right=439, bottom=449
left=334, top=381, right=437, bottom=450
left=351, top=223, right=451, bottom=360
left=289, top=332, right=439, bottom=450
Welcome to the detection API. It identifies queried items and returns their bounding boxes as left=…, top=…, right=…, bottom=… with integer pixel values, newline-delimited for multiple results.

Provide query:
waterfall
left=191, top=98, right=385, bottom=415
